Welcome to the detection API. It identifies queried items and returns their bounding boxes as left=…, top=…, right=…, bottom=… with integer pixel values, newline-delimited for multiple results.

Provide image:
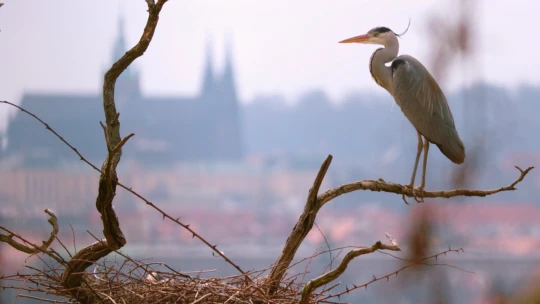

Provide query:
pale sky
left=0, top=0, right=538, bottom=132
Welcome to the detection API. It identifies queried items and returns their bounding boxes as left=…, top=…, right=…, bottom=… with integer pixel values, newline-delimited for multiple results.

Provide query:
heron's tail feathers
left=436, top=132, right=465, bottom=164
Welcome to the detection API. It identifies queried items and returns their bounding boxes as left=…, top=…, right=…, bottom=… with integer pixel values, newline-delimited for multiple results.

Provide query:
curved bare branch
left=0, top=209, right=58, bottom=254
left=319, top=247, right=467, bottom=302
left=96, top=0, right=169, bottom=252
left=58, top=1, right=169, bottom=302
left=299, top=240, right=400, bottom=304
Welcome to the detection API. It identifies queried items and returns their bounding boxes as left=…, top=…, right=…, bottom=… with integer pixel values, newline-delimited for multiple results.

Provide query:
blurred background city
left=1, top=0, right=540, bottom=303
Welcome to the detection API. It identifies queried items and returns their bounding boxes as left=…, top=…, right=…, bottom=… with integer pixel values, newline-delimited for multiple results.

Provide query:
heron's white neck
left=369, top=35, right=399, bottom=93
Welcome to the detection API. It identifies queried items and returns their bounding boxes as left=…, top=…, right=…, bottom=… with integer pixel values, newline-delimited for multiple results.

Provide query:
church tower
left=200, top=39, right=215, bottom=97
left=219, top=37, right=238, bottom=103
left=196, top=36, right=244, bottom=161
left=213, top=36, right=244, bottom=160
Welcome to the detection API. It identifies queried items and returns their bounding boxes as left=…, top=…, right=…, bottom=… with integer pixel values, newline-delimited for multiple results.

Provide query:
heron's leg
left=403, top=131, right=423, bottom=205
left=420, top=138, right=430, bottom=189
left=408, top=131, right=423, bottom=187
left=415, top=137, right=430, bottom=203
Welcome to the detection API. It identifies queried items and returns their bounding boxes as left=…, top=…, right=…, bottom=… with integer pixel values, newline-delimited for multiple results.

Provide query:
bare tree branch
left=268, top=154, right=532, bottom=295
left=267, top=154, right=332, bottom=294
left=318, top=165, right=534, bottom=206
left=101, top=0, right=167, bottom=170
left=0, top=209, right=58, bottom=254
left=319, top=247, right=467, bottom=302
left=96, top=0, right=169, bottom=252
left=60, top=240, right=111, bottom=302
left=56, top=1, right=170, bottom=302
left=299, top=240, right=401, bottom=304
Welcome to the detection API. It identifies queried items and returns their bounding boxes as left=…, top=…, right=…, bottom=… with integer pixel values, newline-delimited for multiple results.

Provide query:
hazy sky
left=0, top=0, right=538, bottom=132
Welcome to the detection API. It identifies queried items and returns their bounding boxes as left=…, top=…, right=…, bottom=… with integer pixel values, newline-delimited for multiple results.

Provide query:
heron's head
left=339, top=21, right=410, bottom=46
left=339, top=27, right=397, bottom=46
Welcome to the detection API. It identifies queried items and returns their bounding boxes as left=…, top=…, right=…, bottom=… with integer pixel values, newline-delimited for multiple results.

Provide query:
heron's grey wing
left=391, top=55, right=465, bottom=164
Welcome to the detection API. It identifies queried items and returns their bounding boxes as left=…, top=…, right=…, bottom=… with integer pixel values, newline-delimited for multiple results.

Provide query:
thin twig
left=17, top=294, right=71, bottom=303
left=319, top=247, right=468, bottom=302
left=314, top=222, right=333, bottom=273
left=0, top=100, right=250, bottom=280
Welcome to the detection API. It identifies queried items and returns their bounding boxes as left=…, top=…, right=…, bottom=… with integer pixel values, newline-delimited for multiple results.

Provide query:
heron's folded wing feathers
left=391, top=55, right=465, bottom=164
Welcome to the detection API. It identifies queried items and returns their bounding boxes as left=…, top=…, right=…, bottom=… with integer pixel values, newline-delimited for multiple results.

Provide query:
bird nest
left=1, top=258, right=321, bottom=304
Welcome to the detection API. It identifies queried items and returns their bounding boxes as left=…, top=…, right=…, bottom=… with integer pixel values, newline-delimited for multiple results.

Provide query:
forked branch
left=268, top=154, right=533, bottom=295
left=58, top=1, right=169, bottom=302
left=267, top=155, right=332, bottom=294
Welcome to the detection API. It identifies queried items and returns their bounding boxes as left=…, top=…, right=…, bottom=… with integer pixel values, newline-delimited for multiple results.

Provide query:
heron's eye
left=374, top=32, right=380, bottom=37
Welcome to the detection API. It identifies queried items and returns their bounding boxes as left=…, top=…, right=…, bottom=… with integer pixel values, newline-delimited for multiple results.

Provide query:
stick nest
left=1, top=258, right=319, bottom=304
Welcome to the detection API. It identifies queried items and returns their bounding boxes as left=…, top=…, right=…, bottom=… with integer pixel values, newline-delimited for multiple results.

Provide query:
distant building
left=1, top=16, right=244, bottom=169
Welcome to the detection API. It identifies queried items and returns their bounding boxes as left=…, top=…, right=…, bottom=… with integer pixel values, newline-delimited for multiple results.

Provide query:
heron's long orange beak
left=338, top=34, right=370, bottom=44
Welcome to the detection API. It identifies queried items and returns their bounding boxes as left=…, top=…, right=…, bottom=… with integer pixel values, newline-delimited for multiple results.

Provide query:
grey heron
left=339, top=25, right=465, bottom=203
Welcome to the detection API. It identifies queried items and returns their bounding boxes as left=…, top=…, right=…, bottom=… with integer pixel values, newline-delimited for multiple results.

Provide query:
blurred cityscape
left=2, top=13, right=540, bottom=304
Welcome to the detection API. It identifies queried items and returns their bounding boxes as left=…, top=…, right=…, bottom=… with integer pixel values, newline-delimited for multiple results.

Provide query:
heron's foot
left=412, top=186, right=425, bottom=203
left=402, top=184, right=424, bottom=204
left=402, top=183, right=415, bottom=205
left=401, top=193, right=411, bottom=205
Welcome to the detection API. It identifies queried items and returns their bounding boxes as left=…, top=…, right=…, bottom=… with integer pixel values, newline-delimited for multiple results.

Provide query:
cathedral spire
left=201, top=36, right=215, bottom=95
left=220, top=34, right=237, bottom=101
left=223, top=35, right=234, bottom=82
